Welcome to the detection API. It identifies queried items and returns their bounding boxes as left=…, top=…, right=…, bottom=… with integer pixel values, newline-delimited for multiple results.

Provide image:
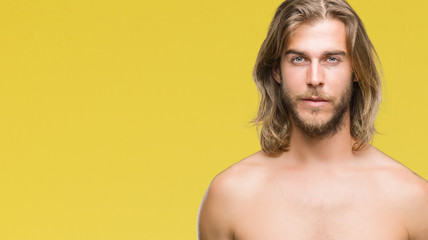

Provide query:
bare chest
left=233, top=173, right=408, bottom=240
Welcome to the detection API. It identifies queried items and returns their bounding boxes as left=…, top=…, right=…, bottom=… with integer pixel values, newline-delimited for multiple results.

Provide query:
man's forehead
left=284, top=19, right=348, bottom=55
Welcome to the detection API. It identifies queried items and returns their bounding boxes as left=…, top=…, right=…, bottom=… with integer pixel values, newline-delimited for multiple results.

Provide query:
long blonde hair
left=252, top=0, right=382, bottom=156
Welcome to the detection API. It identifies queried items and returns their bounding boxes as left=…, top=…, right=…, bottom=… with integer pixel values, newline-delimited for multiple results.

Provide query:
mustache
left=295, top=89, right=336, bottom=101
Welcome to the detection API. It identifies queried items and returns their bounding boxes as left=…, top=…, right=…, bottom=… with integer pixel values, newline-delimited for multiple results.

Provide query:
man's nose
left=307, top=61, right=324, bottom=87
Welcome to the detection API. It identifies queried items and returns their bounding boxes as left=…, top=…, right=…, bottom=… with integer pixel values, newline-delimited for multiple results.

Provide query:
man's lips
left=302, top=96, right=328, bottom=101
left=301, top=97, right=329, bottom=107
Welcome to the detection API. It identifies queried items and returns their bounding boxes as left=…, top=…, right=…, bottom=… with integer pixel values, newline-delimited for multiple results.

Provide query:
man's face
left=274, top=19, right=354, bottom=138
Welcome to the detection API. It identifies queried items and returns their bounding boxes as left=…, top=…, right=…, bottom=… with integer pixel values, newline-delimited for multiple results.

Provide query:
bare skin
left=198, top=19, right=428, bottom=240
left=198, top=144, right=428, bottom=240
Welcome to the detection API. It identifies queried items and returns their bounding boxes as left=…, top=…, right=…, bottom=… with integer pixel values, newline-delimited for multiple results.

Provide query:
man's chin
left=297, top=114, right=332, bottom=128
left=293, top=115, right=343, bottom=139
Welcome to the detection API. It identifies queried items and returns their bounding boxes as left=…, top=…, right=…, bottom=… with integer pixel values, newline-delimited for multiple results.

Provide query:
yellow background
left=0, top=0, right=427, bottom=239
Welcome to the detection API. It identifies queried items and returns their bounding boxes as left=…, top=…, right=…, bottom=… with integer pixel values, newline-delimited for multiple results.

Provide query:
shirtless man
left=198, top=0, right=428, bottom=239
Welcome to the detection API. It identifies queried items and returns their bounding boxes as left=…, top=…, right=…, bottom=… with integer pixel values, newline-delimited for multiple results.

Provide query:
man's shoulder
left=206, top=151, right=270, bottom=202
left=365, top=147, right=427, bottom=195
left=390, top=163, right=428, bottom=240
left=198, top=151, right=271, bottom=238
left=400, top=173, right=428, bottom=240
left=365, top=146, right=427, bottom=190
left=366, top=147, right=428, bottom=239
left=378, top=159, right=428, bottom=207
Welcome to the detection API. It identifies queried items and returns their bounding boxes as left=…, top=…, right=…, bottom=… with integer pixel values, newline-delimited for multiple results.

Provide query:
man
left=198, top=0, right=428, bottom=239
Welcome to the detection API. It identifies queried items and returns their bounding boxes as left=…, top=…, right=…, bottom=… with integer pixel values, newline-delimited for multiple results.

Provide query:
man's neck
left=286, top=111, right=356, bottom=166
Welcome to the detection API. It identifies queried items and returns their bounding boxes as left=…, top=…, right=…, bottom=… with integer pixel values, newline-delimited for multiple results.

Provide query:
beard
left=281, top=81, right=354, bottom=139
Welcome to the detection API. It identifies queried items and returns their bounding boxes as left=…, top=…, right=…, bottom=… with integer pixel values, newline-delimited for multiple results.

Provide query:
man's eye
left=292, top=56, right=305, bottom=63
left=326, top=57, right=339, bottom=62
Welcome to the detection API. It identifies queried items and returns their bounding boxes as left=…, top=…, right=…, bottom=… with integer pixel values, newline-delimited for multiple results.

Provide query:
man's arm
left=197, top=173, right=237, bottom=240
left=405, top=177, right=428, bottom=240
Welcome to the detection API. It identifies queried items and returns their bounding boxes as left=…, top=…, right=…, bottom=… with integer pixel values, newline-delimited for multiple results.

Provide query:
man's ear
left=352, top=72, right=357, bottom=82
left=272, top=66, right=282, bottom=84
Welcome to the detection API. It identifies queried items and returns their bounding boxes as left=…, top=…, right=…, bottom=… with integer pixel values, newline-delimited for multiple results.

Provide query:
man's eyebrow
left=284, top=49, right=347, bottom=56
left=324, top=51, right=347, bottom=56
left=285, top=49, right=307, bottom=56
